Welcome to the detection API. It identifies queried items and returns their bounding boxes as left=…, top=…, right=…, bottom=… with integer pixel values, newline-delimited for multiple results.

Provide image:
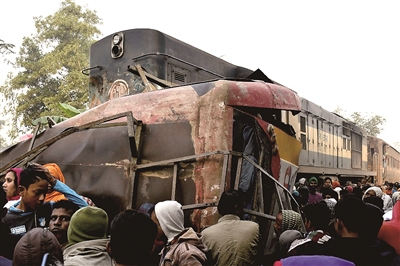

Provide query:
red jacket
left=378, top=201, right=400, bottom=254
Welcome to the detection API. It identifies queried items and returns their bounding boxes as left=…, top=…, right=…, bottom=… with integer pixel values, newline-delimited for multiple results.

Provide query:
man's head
left=151, top=200, right=184, bottom=242
left=334, top=196, right=367, bottom=237
left=18, top=163, right=50, bottom=212
left=13, top=227, right=63, bottom=266
left=321, top=187, right=338, bottom=201
left=302, top=202, right=331, bottom=232
left=363, top=196, right=383, bottom=210
left=49, top=200, right=79, bottom=245
left=364, top=203, right=384, bottom=239
left=67, top=206, right=108, bottom=246
left=274, top=210, right=303, bottom=236
left=217, top=189, right=245, bottom=217
left=297, top=186, right=309, bottom=206
left=138, top=202, right=155, bottom=217
left=107, top=209, right=157, bottom=265
left=308, top=177, right=318, bottom=193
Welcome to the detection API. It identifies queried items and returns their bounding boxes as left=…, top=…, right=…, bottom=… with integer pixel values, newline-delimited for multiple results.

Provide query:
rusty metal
left=0, top=111, right=141, bottom=174
left=127, top=65, right=178, bottom=88
left=0, top=128, right=78, bottom=174
left=234, top=157, right=243, bottom=190
left=47, top=117, right=56, bottom=128
left=275, top=183, right=284, bottom=211
left=244, top=209, right=276, bottom=221
left=257, top=170, right=264, bottom=212
left=135, top=64, right=157, bottom=92
left=135, top=150, right=229, bottom=169
left=131, top=149, right=294, bottom=223
left=28, top=123, right=41, bottom=152
left=182, top=202, right=217, bottom=210
left=171, top=163, right=178, bottom=200
left=220, top=154, right=229, bottom=194
left=0, top=73, right=304, bottom=254
left=81, top=65, right=102, bottom=76
left=132, top=52, right=225, bottom=78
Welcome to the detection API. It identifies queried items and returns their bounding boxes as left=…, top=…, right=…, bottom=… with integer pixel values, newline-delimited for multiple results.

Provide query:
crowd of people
left=271, top=176, right=400, bottom=266
left=1, top=163, right=400, bottom=265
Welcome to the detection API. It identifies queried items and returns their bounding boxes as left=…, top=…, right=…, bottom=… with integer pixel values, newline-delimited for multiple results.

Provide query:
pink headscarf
left=5, top=168, right=23, bottom=201
left=345, top=186, right=353, bottom=193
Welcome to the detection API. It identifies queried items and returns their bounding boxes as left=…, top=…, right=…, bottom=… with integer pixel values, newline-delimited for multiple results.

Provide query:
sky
left=0, top=0, right=399, bottom=147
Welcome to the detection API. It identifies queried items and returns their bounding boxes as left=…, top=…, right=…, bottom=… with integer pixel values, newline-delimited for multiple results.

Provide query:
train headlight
left=113, top=34, right=122, bottom=45
left=111, top=33, right=124, bottom=58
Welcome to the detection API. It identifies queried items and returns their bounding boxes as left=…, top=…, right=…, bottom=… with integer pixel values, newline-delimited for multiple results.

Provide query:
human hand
left=27, top=162, right=56, bottom=186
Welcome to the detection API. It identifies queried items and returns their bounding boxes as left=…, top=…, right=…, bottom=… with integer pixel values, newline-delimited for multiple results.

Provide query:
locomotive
left=283, top=96, right=400, bottom=185
left=0, top=29, right=305, bottom=255
left=1, top=28, right=399, bottom=255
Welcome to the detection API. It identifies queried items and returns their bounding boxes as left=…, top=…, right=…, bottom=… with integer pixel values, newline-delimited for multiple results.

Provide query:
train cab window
left=300, top=116, right=306, bottom=133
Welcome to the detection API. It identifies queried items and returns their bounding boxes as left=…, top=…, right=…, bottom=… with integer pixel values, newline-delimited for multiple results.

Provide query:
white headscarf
left=154, top=200, right=184, bottom=242
left=392, top=191, right=400, bottom=205
left=363, top=186, right=393, bottom=213
left=363, top=186, right=383, bottom=200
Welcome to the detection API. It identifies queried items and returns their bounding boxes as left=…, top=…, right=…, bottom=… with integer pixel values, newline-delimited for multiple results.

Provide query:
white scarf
left=155, top=200, right=184, bottom=242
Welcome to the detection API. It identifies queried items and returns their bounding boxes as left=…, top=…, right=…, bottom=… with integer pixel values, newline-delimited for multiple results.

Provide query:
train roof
left=300, top=96, right=367, bottom=135
left=60, top=79, right=301, bottom=128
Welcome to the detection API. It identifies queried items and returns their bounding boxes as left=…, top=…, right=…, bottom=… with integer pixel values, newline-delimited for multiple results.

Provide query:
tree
left=349, top=112, right=386, bottom=137
left=0, top=39, right=15, bottom=56
left=32, top=102, right=85, bottom=126
left=334, top=107, right=386, bottom=136
left=0, top=0, right=102, bottom=141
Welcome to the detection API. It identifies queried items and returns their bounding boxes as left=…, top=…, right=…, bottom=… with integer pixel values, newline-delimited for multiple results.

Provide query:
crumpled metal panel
left=0, top=79, right=302, bottom=233
left=223, top=80, right=301, bottom=112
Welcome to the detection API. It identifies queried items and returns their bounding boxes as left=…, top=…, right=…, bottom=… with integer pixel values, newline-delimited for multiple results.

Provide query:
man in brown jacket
left=201, top=190, right=259, bottom=265
left=151, top=200, right=209, bottom=265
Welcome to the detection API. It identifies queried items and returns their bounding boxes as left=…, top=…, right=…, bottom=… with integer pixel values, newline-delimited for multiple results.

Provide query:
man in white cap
left=297, top=178, right=306, bottom=189
left=151, top=200, right=209, bottom=265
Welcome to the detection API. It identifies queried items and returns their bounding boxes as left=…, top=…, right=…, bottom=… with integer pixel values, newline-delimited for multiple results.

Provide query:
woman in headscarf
left=44, top=163, right=95, bottom=206
left=362, top=186, right=393, bottom=213
left=274, top=210, right=305, bottom=240
left=382, top=191, right=400, bottom=221
left=43, top=163, right=67, bottom=202
left=267, top=210, right=305, bottom=264
left=2, top=168, right=23, bottom=209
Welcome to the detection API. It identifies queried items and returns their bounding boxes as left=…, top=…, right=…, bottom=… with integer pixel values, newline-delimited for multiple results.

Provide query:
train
left=367, top=136, right=400, bottom=184
left=282, top=96, right=400, bottom=185
left=0, top=28, right=399, bottom=255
